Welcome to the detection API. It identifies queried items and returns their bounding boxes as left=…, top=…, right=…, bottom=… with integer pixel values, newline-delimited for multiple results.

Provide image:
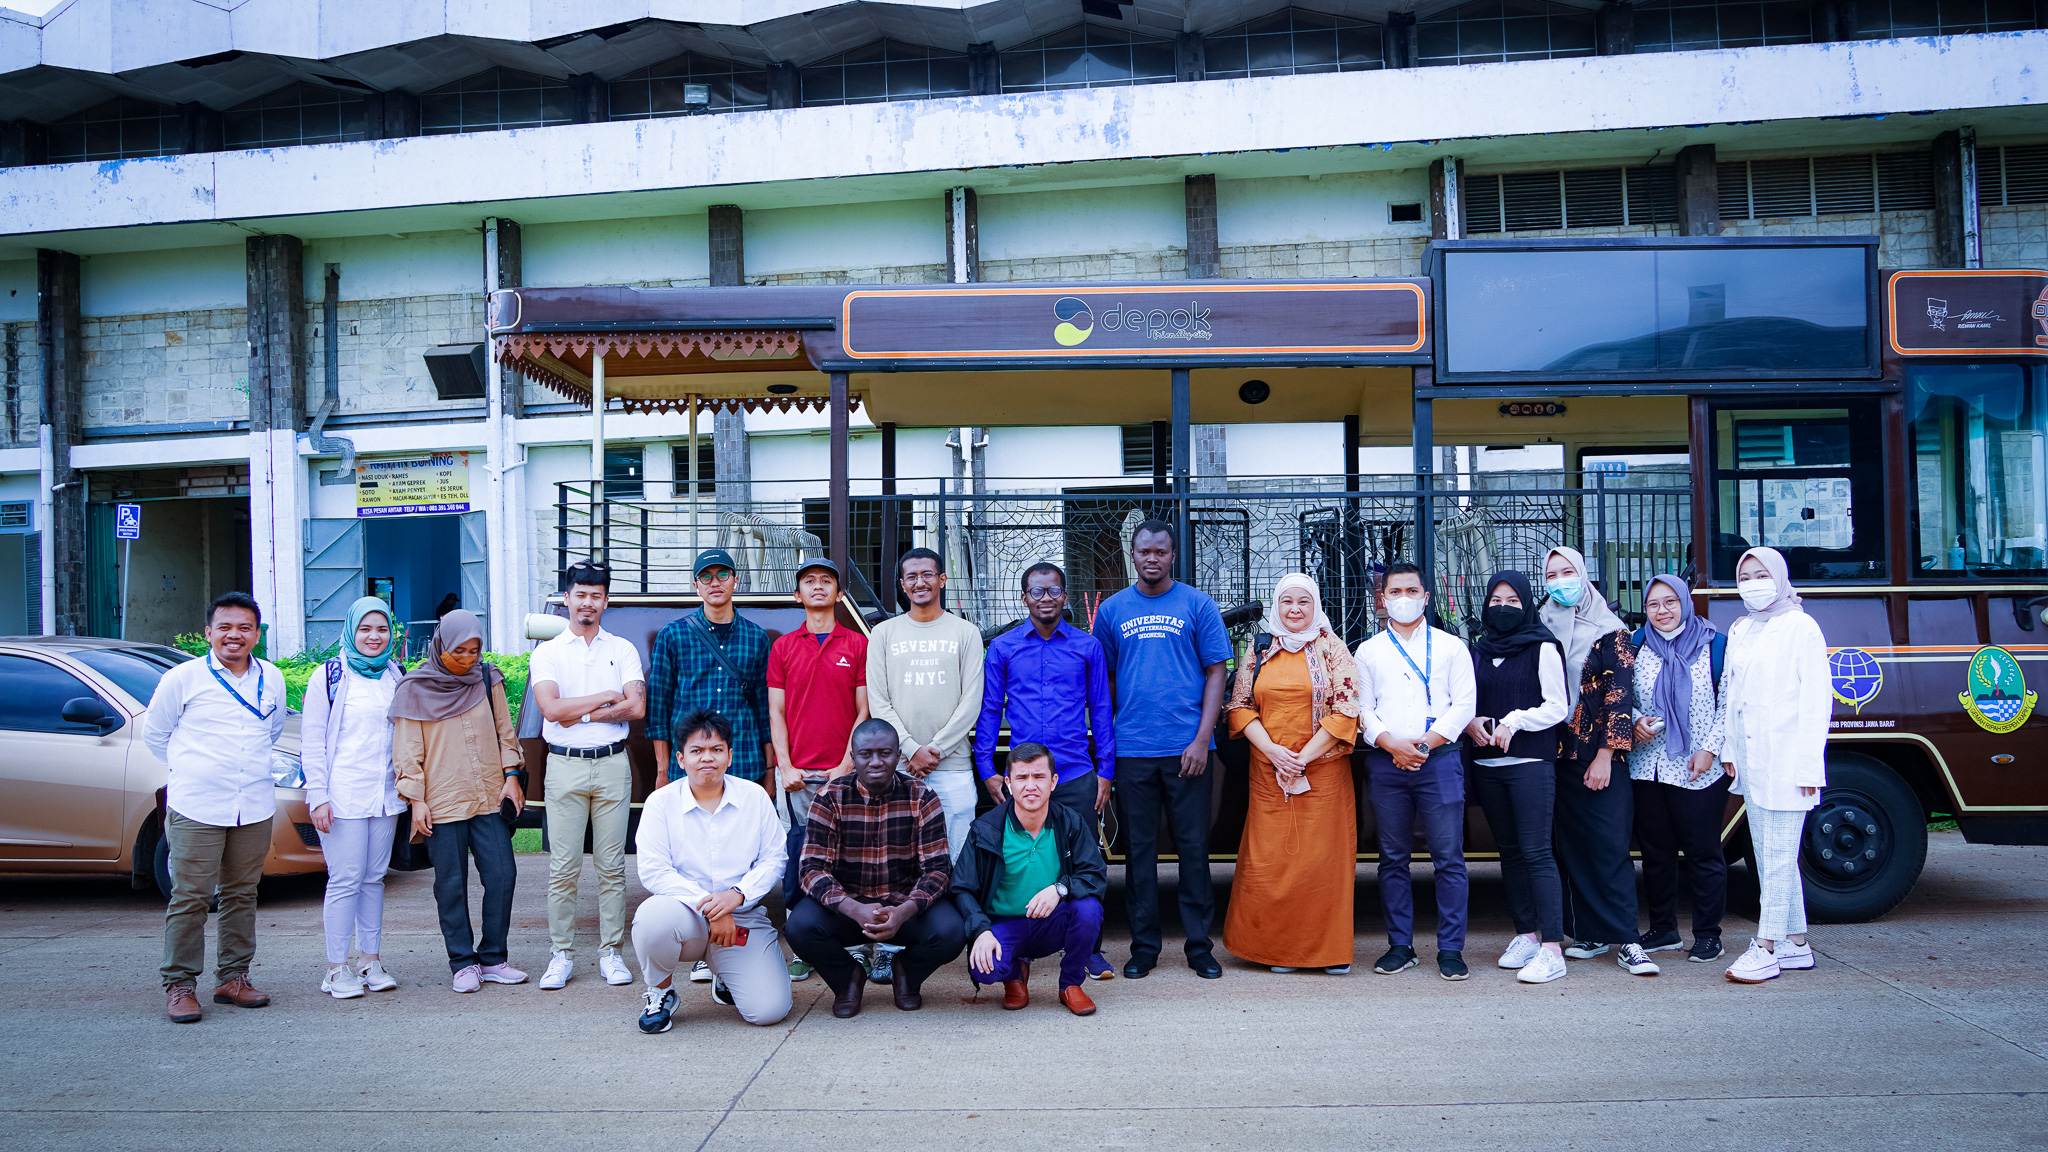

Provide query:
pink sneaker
left=480, top=962, right=528, bottom=985
left=452, top=964, right=482, bottom=993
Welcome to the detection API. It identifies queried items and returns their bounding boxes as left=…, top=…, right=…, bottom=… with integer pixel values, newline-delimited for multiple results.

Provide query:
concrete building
left=0, top=1, right=2042, bottom=652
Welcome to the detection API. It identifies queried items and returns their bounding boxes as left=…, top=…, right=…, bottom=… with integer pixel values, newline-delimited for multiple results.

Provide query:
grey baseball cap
left=693, top=548, right=739, bottom=578
left=795, top=556, right=841, bottom=582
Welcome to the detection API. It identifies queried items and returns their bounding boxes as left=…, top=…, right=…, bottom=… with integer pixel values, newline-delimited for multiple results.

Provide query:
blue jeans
left=424, top=812, right=518, bottom=973
left=973, top=898, right=1106, bottom=990
left=1366, top=745, right=1468, bottom=952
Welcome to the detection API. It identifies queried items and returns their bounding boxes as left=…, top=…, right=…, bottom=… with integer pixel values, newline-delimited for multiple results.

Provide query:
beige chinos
left=631, top=895, right=792, bottom=1025
left=546, top=749, right=632, bottom=954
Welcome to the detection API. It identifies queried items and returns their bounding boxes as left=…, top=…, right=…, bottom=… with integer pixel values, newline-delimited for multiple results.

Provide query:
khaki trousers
left=631, top=895, right=791, bottom=1026
left=544, top=750, right=631, bottom=954
left=161, top=811, right=272, bottom=989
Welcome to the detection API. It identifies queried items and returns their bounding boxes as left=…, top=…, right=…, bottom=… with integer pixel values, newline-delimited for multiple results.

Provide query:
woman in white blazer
left=1719, top=548, right=1830, bottom=984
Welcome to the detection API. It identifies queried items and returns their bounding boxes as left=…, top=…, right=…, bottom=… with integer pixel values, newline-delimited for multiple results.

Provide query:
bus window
left=1708, top=399, right=1887, bottom=582
left=1909, top=363, right=2048, bottom=578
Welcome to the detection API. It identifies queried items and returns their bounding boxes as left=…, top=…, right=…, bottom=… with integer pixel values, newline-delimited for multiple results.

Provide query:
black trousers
left=1115, top=755, right=1215, bottom=961
left=786, top=896, right=966, bottom=995
left=1553, top=758, right=1639, bottom=946
left=1632, top=775, right=1731, bottom=940
left=1050, top=771, right=1106, bottom=957
left=1469, top=758, right=1564, bottom=942
left=424, top=812, right=518, bottom=973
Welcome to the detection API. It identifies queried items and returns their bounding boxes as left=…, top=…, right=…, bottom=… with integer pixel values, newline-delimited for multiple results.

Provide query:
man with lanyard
left=531, top=560, right=646, bottom=991
left=143, top=592, right=289, bottom=1023
left=1354, top=562, right=1477, bottom=981
left=974, top=561, right=1118, bottom=981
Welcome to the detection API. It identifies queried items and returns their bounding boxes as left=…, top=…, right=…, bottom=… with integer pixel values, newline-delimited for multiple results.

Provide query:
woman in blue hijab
left=302, top=595, right=410, bottom=999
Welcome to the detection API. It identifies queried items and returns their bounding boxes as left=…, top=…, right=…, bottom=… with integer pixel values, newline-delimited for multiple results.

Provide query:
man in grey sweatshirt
left=866, top=547, right=986, bottom=861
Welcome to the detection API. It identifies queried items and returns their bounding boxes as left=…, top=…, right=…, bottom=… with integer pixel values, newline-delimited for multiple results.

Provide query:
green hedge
left=175, top=633, right=527, bottom=722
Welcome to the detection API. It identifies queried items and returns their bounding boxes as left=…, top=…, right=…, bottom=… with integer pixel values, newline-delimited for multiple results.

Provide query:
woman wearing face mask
left=1222, top=574, right=1363, bottom=975
left=1721, top=547, right=1829, bottom=984
left=391, top=610, right=529, bottom=994
left=1539, top=546, right=1657, bottom=977
left=302, top=596, right=408, bottom=999
left=1464, top=572, right=1570, bottom=984
left=1626, top=575, right=1730, bottom=966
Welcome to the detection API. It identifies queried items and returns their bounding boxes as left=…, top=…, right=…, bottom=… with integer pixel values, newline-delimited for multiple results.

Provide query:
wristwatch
left=503, top=769, right=521, bottom=779
left=1054, top=882, right=1070, bottom=898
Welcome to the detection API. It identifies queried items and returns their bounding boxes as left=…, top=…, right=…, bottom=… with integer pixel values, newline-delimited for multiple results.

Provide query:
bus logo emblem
left=1960, top=646, right=2036, bottom=734
left=1829, top=648, right=1883, bottom=714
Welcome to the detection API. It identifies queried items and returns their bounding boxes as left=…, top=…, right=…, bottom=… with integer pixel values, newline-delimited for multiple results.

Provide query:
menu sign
left=356, top=452, right=471, bottom=517
left=1888, top=269, right=2048, bottom=357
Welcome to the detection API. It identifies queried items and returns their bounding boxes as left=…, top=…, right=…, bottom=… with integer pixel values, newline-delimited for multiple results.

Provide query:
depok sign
left=356, top=452, right=471, bottom=517
left=837, top=281, right=1429, bottom=367
left=1888, top=269, right=2048, bottom=357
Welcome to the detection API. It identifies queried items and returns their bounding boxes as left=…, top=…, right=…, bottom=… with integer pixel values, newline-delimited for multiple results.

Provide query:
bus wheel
left=1800, top=753, right=1927, bottom=924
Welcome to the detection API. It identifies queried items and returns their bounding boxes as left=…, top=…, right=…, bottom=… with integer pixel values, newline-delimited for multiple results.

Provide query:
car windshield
left=71, top=645, right=193, bottom=707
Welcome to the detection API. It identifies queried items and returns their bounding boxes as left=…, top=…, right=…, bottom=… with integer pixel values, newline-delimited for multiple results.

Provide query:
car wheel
left=152, top=825, right=173, bottom=901
left=1801, top=752, right=1928, bottom=924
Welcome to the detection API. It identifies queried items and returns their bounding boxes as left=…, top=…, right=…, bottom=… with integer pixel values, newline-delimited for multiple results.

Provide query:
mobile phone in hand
left=733, top=926, right=750, bottom=947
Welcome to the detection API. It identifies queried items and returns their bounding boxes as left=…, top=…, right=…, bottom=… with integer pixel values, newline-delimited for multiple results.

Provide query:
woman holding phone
left=1464, top=571, right=1571, bottom=984
left=391, top=609, right=529, bottom=993
left=303, top=595, right=407, bottom=998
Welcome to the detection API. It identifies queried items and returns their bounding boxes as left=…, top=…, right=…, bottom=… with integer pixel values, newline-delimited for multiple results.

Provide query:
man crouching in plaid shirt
left=787, top=718, right=965, bottom=1019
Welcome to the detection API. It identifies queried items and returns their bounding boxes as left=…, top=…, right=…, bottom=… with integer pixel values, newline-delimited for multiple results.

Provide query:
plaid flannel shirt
left=799, top=772, right=952, bottom=912
left=646, top=609, right=773, bottom=783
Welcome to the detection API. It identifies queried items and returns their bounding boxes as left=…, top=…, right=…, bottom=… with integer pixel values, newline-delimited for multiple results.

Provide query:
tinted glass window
left=1909, top=362, right=2048, bottom=577
left=1439, top=245, right=1873, bottom=378
left=72, top=646, right=190, bottom=707
left=1709, top=401, right=1887, bottom=581
left=0, top=654, right=108, bottom=734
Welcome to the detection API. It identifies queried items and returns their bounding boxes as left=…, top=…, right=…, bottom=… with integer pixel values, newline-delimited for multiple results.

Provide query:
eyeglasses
left=695, top=569, right=735, bottom=583
left=1023, top=587, right=1066, bottom=601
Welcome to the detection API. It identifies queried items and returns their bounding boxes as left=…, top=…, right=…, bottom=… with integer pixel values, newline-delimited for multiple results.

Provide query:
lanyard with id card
left=207, top=654, right=275, bottom=721
left=1388, top=626, right=1437, bottom=737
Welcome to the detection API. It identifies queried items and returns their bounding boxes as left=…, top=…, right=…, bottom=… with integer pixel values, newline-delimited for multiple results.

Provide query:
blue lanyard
left=1388, top=626, right=1433, bottom=709
left=207, top=655, right=273, bottom=721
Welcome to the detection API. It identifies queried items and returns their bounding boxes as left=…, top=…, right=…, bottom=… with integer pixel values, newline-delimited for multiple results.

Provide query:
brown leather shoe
left=166, top=985, right=202, bottom=1023
left=1059, top=984, right=1098, bottom=1017
left=831, top=976, right=864, bottom=1019
left=891, top=964, right=922, bottom=1011
left=1002, top=959, right=1030, bottom=1010
left=213, top=975, right=270, bottom=1008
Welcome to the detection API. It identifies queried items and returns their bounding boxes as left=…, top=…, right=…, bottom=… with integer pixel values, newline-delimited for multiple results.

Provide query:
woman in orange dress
left=1221, top=573, right=1363, bottom=974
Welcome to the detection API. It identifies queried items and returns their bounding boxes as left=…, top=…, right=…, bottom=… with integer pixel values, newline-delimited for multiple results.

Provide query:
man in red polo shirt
left=768, top=558, right=870, bottom=829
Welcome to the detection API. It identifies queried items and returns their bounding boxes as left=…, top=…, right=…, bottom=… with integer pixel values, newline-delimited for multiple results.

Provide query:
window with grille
left=1415, top=0, right=1597, bottom=67
left=1120, top=425, right=1170, bottom=475
left=224, top=84, right=369, bottom=149
left=1978, top=143, right=2048, bottom=207
left=47, top=98, right=182, bottom=163
left=1203, top=9, right=1383, bottom=78
left=1633, top=0, right=1817, bottom=52
left=1847, top=0, right=2046, bottom=39
left=1462, top=166, right=1677, bottom=234
left=611, top=54, right=769, bottom=118
left=802, top=40, right=971, bottom=106
left=1000, top=25, right=1178, bottom=93
left=1716, top=152, right=1936, bottom=220
left=421, top=69, right=574, bottom=135
left=669, top=443, right=719, bottom=495
left=603, top=448, right=644, bottom=502
left=0, top=502, right=28, bottom=529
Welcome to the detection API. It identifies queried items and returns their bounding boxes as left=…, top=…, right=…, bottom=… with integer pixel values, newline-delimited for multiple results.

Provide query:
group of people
left=142, top=517, right=1831, bottom=1029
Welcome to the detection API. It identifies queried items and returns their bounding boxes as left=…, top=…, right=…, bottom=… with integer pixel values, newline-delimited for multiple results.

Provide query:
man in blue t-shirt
left=1092, top=520, right=1232, bottom=980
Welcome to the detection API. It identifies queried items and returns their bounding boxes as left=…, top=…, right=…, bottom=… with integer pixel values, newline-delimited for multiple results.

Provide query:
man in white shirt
left=632, top=708, right=792, bottom=1032
left=142, top=592, right=289, bottom=1023
left=530, top=561, right=646, bottom=990
left=1353, top=563, right=1477, bottom=982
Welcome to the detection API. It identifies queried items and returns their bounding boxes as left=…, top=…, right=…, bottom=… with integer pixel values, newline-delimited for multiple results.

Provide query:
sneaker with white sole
left=539, top=951, right=573, bottom=990
left=1564, top=940, right=1609, bottom=960
left=787, top=959, right=811, bottom=982
left=1687, top=936, right=1725, bottom=963
left=479, top=962, right=527, bottom=985
left=1637, top=928, right=1685, bottom=953
left=1775, top=940, right=1815, bottom=970
left=690, top=960, right=714, bottom=984
left=1725, top=938, right=1781, bottom=984
left=1517, top=948, right=1568, bottom=984
left=452, top=964, right=483, bottom=993
left=1324, top=965, right=1352, bottom=975
left=358, top=961, right=398, bottom=992
left=1616, top=943, right=1661, bottom=976
left=1498, top=936, right=1540, bottom=970
left=868, top=943, right=898, bottom=985
left=1270, top=965, right=1299, bottom=973
left=638, top=986, right=678, bottom=1034
left=599, top=950, right=633, bottom=986
left=710, top=976, right=735, bottom=1007
left=321, top=963, right=366, bottom=999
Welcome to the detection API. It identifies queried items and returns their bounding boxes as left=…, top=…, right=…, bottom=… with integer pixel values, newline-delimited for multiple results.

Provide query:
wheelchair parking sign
left=115, top=503, right=141, bottom=540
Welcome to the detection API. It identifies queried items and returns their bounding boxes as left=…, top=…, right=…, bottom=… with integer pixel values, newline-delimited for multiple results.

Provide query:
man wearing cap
left=530, top=560, right=647, bottom=991
left=648, top=549, right=775, bottom=789
left=767, top=557, right=870, bottom=829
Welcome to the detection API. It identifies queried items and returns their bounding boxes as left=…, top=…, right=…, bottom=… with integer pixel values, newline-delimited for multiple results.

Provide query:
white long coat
left=1722, top=609, right=1831, bottom=813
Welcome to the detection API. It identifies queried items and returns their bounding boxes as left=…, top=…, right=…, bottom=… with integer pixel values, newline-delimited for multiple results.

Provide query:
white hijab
left=1539, top=545, right=1629, bottom=707
left=1737, top=546, right=1805, bottom=621
left=1259, top=573, right=1336, bottom=652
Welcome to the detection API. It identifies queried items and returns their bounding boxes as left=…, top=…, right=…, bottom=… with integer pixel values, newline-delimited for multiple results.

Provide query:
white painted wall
left=521, top=215, right=711, bottom=287
left=982, top=425, right=1121, bottom=481
left=302, top=231, right=480, bottom=301
left=977, top=184, right=1185, bottom=262
left=0, top=259, right=33, bottom=321
left=82, top=246, right=243, bottom=316
left=744, top=200, right=946, bottom=276
left=1218, top=172, right=1434, bottom=248
left=1222, top=423, right=1348, bottom=478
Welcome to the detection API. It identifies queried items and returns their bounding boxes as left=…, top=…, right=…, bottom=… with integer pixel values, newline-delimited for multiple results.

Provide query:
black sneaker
left=1637, top=928, right=1684, bottom=953
left=1564, top=940, right=1609, bottom=959
left=710, top=977, right=735, bottom=1007
left=637, top=986, right=678, bottom=1034
left=1437, top=950, right=1470, bottom=981
left=1687, top=936, right=1725, bottom=963
left=1373, top=945, right=1419, bottom=975
left=867, top=945, right=895, bottom=985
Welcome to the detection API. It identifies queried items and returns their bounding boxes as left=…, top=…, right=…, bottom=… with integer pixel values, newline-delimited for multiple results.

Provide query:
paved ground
left=2, top=832, right=2044, bottom=1150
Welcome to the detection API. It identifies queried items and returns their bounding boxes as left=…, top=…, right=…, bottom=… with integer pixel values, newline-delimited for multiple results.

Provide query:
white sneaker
left=690, top=961, right=714, bottom=984
left=599, top=949, right=633, bottom=986
left=1270, top=966, right=1299, bottom=973
left=1776, top=940, right=1815, bottom=970
left=540, top=951, right=574, bottom=990
left=357, top=961, right=398, bottom=992
left=1498, top=936, right=1540, bottom=970
left=1616, top=943, right=1661, bottom=976
left=1725, top=938, right=1781, bottom=984
left=321, top=963, right=366, bottom=999
left=1517, top=948, right=1567, bottom=984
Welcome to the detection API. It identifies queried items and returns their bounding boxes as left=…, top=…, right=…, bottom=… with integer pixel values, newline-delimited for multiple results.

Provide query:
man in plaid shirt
left=647, top=549, right=774, bottom=784
left=787, top=719, right=965, bottom=1018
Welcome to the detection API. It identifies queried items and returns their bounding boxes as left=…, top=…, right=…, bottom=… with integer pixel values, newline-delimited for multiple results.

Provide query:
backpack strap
left=1709, top=632, right=1727, bottom=701
left=324, top=657, right=344, bottom=705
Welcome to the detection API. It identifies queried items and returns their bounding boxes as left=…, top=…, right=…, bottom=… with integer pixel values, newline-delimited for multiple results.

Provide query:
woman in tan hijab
left=391, top=610, right=528, bottom=994
left=1221, top=574, right=1363, bottom=974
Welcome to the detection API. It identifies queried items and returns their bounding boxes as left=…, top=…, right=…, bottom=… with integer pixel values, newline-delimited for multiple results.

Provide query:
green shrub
left=279, top=650, right=529, bottom=725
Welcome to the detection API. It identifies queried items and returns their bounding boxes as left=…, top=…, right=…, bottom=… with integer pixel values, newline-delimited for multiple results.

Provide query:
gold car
left=0, top=636, right=324, bottom=894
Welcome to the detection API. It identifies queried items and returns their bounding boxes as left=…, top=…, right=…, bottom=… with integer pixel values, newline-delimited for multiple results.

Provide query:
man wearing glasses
left=866, top=548, right=985, bottom=861
left=648, top=549, right=775, bottom=789
left=973, top=561, right=1118, bottom=981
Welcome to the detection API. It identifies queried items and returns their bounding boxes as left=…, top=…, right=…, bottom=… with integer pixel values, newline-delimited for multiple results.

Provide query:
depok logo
left=1052, top=296, right=1216, bottom=346
left=1053, top=297, right=1094, bottom=346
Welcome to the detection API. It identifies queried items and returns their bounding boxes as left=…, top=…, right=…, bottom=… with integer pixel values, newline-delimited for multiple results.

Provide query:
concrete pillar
left=968, top=44, right=1000, bottom=95
left=946, top=187, right=979, bottom=283
left=767, top=64, right=799, bottom=110
left=36, top=250, right=83, bottom=635
left=1429, top=158, right=1465, bottom=240
left=1595, top=3, right=1635, bottom=54
left=1675, top=144, right=1721, bottom=237
left=178, top=103, right=223, bottom=154
left=1384, top=13, right=1417, bottom=68
left=709, top=206, right=745, bottom=287
left=1932, top=129, right=1982, bottom=269
left=245, top=235, right=308, bottom=655
left=366, top=92, right=421, bottom=139
left=484, top=217, right=527, bottom=649
left=1176, top=33, right=1206, bottom=82
left=1185, top=174, right=1219, bottom=279
left=570, top=74, right=609, bottom=123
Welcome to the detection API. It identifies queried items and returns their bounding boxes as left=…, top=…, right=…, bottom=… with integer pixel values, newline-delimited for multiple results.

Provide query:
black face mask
left=1484, top=605, right=1525, bottom=635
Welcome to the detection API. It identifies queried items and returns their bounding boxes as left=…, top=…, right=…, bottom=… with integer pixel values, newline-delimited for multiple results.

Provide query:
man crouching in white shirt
left=632, top=708, right=792, bottom=1033
left=143, top=592, right=289, bottom=1023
